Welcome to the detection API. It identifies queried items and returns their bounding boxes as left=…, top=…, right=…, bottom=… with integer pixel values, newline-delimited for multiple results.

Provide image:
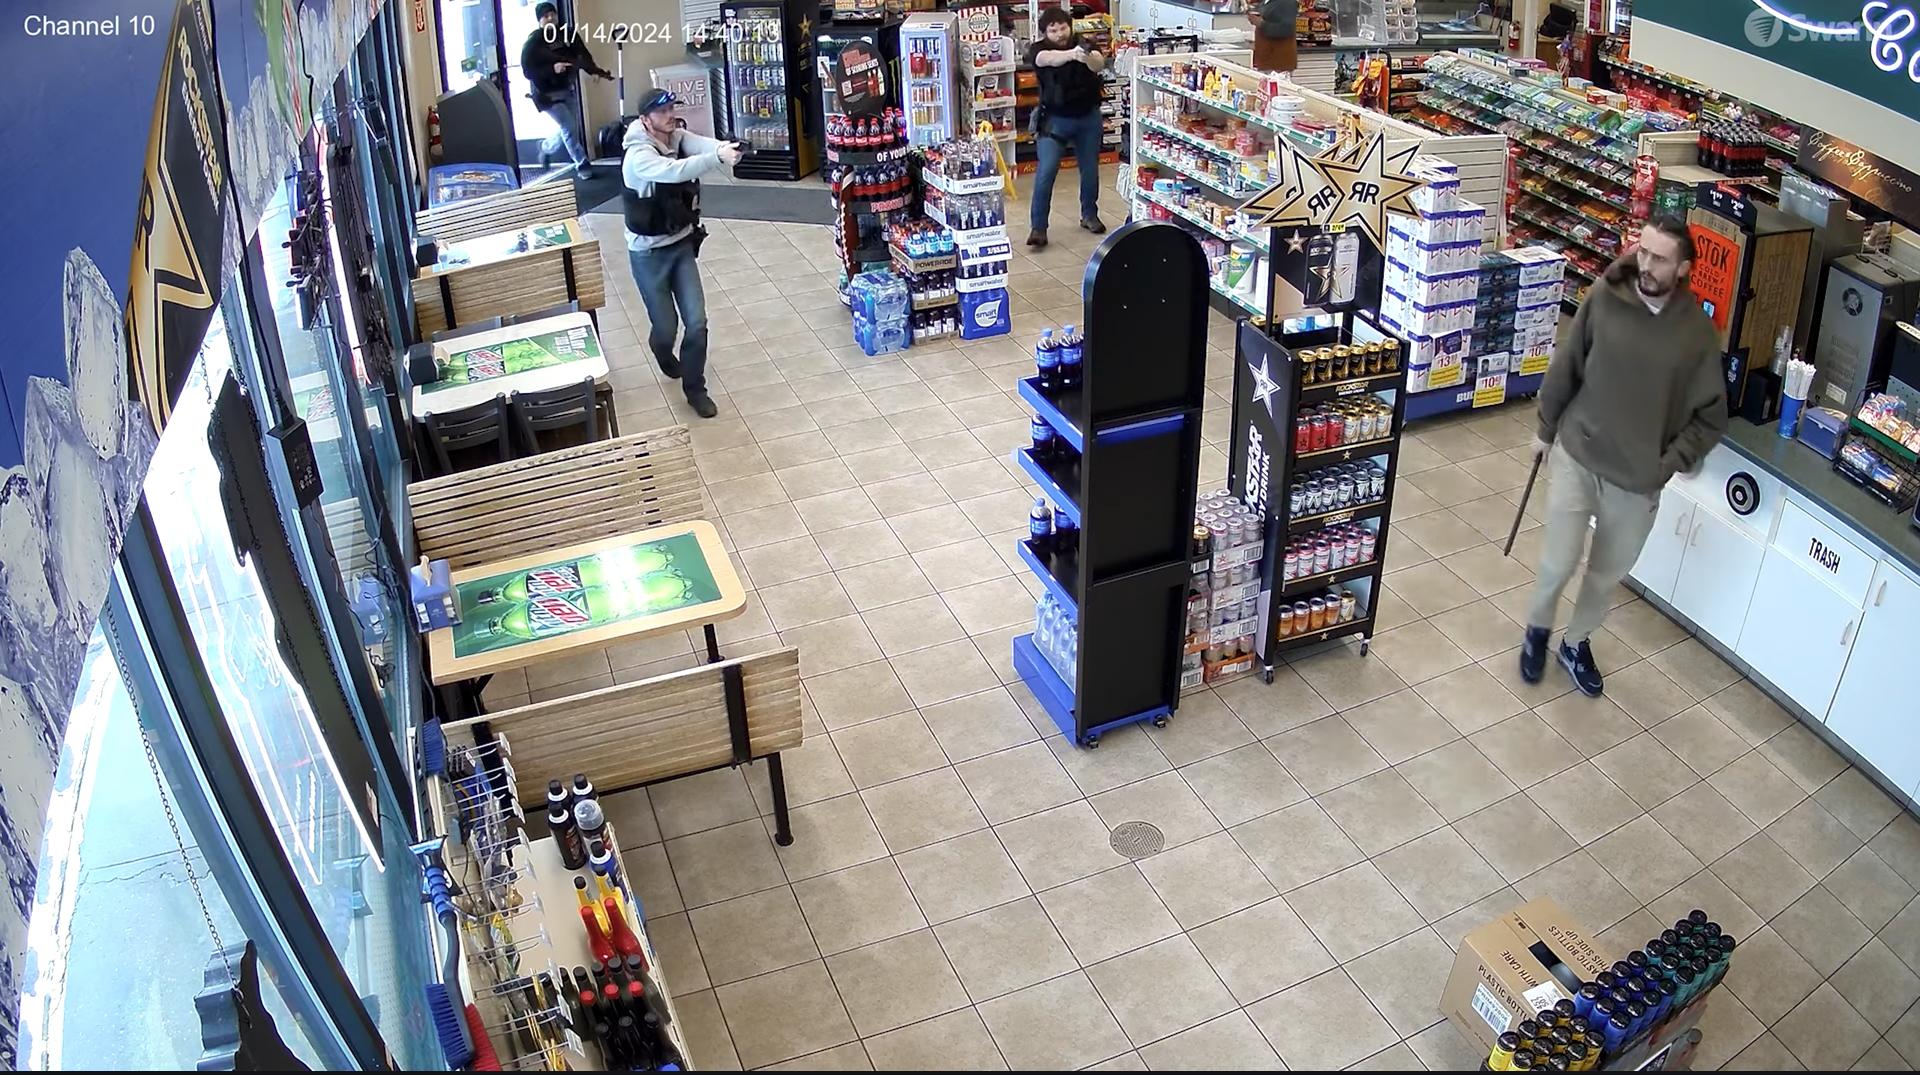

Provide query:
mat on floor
left=583, top=174, right=837, bottom=226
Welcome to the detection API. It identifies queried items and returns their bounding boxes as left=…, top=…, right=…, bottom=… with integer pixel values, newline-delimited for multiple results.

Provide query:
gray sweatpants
left=1526, top=443, right=1660, bottom=643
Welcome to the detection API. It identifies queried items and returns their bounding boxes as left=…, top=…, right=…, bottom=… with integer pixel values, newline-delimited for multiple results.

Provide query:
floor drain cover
left=1110, top=821, right=1165, bottom=859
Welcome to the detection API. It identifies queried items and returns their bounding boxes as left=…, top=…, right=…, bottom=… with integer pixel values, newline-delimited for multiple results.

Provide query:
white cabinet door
left=1670, top=509, right=1766, bottom=645
left=1630, top=490, right=1695, bottom=601
left=1827, top=564, right=1920, bottom=794
left=1736, top=550, right=1862, bottom=720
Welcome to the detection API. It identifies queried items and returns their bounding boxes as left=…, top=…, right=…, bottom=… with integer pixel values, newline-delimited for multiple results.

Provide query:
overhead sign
left=1239, top=131, right=1424, bottom=252
left=1798, top=128, right=1920, bottom=227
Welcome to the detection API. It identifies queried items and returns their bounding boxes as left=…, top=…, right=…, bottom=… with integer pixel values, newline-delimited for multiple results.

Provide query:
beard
left=1638, top=272, right=1677, bottom=299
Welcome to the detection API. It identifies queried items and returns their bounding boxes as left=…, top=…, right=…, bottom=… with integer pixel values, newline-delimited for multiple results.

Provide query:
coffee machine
left=1811, top=253, right=1920, bottom=413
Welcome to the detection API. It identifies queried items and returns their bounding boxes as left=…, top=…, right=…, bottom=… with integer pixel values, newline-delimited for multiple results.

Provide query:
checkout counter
left=1627, top=421, right=1920, bottom=812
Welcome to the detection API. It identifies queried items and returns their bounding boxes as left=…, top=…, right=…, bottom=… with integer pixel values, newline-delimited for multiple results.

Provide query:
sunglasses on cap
left=639, top=89, right=679, bottom=114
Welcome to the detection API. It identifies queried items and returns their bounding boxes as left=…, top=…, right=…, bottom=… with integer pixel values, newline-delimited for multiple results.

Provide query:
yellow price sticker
left=1472, top=371, right=1508, bottom=408
left=1426, top=362, right=1465, bottom=389
left=1518, top=347, right=1551, bottom=376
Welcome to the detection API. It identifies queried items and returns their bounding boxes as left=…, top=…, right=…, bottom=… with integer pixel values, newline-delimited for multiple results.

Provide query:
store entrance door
left=438, top=0, right=586, bottom=176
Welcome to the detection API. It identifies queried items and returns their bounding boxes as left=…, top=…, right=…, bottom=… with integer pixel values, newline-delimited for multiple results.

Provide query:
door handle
left=1841, top=619, right=1856, bottom=646
left=1875, top=580, right=1888, bottom=607
left=1688, top=521, right=1701, bottom=548
left=1673, top=513, right=1687, bottom=538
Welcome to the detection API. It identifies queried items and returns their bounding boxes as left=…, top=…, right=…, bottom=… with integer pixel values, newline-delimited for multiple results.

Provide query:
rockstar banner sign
left=1238, top=131, right=1424, bottom=251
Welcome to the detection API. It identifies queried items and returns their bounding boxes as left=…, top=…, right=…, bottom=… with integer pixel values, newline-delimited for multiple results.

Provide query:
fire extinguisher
left=427, top=104, right=443, bottom=162
left=1506, top=19, right=1520, bottom=52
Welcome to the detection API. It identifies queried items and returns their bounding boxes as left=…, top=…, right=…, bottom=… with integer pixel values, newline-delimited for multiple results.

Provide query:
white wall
left=575, top=0, right=692, bottom=131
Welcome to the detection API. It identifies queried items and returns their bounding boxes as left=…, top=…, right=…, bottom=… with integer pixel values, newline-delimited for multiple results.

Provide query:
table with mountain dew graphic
left=422, top=218, right=585, bottom=276
left=410, top=311, right=610, bottom=419
left=427, top=521, right=747, bottom=684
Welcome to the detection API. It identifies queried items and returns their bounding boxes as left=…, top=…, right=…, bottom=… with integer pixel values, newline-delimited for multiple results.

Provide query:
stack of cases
left=1180, top=492, right=1266, bottom=690
left=1381, top=164, right=1484, bottom=394
left=1474, top=246, right=1566, bottom=375
left=849, top=270, right=912, bottom=356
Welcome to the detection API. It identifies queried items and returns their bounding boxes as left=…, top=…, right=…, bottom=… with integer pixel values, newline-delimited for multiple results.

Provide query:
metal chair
left=509, top=377, right=602, bottom=456
left=421, top=395, right=512, bottom=476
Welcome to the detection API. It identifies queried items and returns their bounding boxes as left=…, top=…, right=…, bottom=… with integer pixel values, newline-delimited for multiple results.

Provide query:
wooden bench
left=416, top=182, right=578, bottom=247
left=444, top=647, right=804, bottom=845
left=408, top=425, right=705, bottom=571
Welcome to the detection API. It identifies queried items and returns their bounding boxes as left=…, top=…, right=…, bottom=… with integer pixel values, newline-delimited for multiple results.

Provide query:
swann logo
left=1742, top=1, right=1862, bottom=45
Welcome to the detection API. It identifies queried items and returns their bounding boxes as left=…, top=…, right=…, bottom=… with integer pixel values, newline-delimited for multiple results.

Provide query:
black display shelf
left=826, top=144, right=912, bottom=165
left=1227, top=307, right=1411, bottom=676
left=1013, top=222, right=1209, bottom=749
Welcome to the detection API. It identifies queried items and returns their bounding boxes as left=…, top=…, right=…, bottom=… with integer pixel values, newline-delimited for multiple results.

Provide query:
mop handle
left=1504, top=452, right=1544, bottom=558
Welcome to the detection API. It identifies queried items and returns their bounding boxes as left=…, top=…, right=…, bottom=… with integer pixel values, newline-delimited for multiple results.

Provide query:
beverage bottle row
left=1277, top=588, right=1358, bottom=637
left=1294, top=398, right=1392, bottom=452
left=733, top=63, right=786, bottom=90
left=833, top=162, right=912, bottom=200
left=1196, top=490, right=1264, bottom=557
left=1033, top=592, right=1078, bottom=681
left=957, top=257, right=1004, bottom=280
left=1029, top=411, right=1083, bottom=470
left=1033, top=325, right=1085, bottom=395
left=929, top=138, right=1000, bottom=178
left=892, top=219, right=955, bottom=257
left=732, top=36, right=783, bottom=65
left=735, top=89, right=787, bottom=120
left=827, top=110, right=905, bottom=150
left=559, top=957, right=683, bottom=1070
left=912, top=308, right=956, bottom=340
left=1282, top=522, right=1375, bottom=580
left=737, top=123, right=787, bottom=150
left=941, top=190, right=1005, bottom=228
left=1027, top=498, right=1080, bottom=560
left=1290, top=461, right=1386, bottom=516
left=905, top=268, right=955, bottom=300
left=544, top=772, right=605, bottom=871
left=906, top=38, right=944, bottom=78
left=1696, top=122, right=1770, bottom=178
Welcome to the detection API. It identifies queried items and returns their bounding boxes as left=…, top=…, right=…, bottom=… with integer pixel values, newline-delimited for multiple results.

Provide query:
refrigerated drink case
left=720, top=0, right=820, bottom=180
left=901, top=13, right=961, bottom=147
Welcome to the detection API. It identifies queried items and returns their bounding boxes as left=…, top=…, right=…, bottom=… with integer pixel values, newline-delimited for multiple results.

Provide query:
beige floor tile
left=1088, top=771, right=1221, bottom=849
left=1426, top=599, right=1521, bottom=662
left=1245, top=968, right=1398, bottom=1070
left=1177, top=743, right=1308, bottom=828
left=715, top=961, right=856, bottom=1069
left=1516, top=849, right=1641, bottom=934
left=831, top=711, right=949, bottom=789
left=1604, top=659, right=1698, bottom=727
left=1403, top=1020, right=1487, bottom=1071
left=1817, top=769, right=1904, bottom=843
left=1589, top=813, right=1704, bottom=904
left=1886, top=896, right=1920, bottom=975
left=1350, top=1042, right=1424, bottom=1070
left=760, top=572, right=856, bottom=630
left=1048, top=723, right=1173, bottom=796
left=1345, top=927, right=1455, bottom=1036
left=1832, top=939, right=1920, bottom=1033
left=1454, top=792, right=1579, bottom=883
left=812, top=519, right=908, bottom=571
left=1651, top=705, right=1752, bottom=778
left=921, top=688, right=1040, bottom=764
left=665, top=818, right=789, bottom=908
left=978, top=972, right=1131, bottom=1071
left=1760, top=722, right=1851, bottom=795
left=804, top=659, right=916, bottom=731
left=674, top=988, right=742, bottom=1070
left=1266, top=715, right=1389, bottom=795
left=860, top=1009, right=1008, bottom=1071
left=760, top=1042, right=873, bottom=1071
left=1340, top=689, right=1461, bottom=765
left=647, top=911, right=709, bottom=994
left=627, top=842, right=685, bottom=918
left=836, top=553, right=937, bottom=612
left=1649, top=779, right=1759, bottom=864
left=1134, top=829, right=1278, bottom=930
left=1087, top=934, right=1236, bottom=1047
left=1873, top=814, right=1920, bottom=890
left=1212, top=665, right=1332, bottom=737
left=1416, top=663, right=1529, bottom=735
left=1768, top=797, right=1865, bottom=880
left=895, top=828, right=1030, bottom=925
left=1381, top=560, right=1483, bottom=617
left=1395, top=739, right=1518, bottom=821
left=1135, top=1010, right=1280, bottom=1070
left=1373, top=825, right=1506, bottom=922
left=1724, top=1031, right=1809, bottom=1070
left=1285, top=861, right=1425, bottom=962
left=651, top=767, right=762, bottom=841
left=826, top=929, right=970, bottom=1037
left=1701, top=677, right=1796, bottom=746
left=1650, top=636, right=1742, bottom=700
left=725, top=503, right=810, bottom=550
left=1850, top=1039, right=1914, bottom=1070
left=1317, top=769, right=1447, bottom=857
left=996, top=800, right=1131, bottom=892
left=1685, top=989, right=1767, bottom=1070
left=1824, top=847, right=1917, bottom=932
left=1533, top=689, right=1642, bottom=758
left=1773, top=884, right=1873, bottom=976
left=1709, top=748, right=1812, bottom=828
left=1647, top=868, right=1765, bottom=942
left=688, top=886, right=820, bottom=985
left=892, top=638, right=1002, bottom=707
left=602, top=786, right=661, bottom=849
left=1469, top=711, right=1582, bottom=788
left=1143, top=691, right=1255, bottom=768
left=861, top=594, right=967, bottom=656
left=941, top=576, right=1035, bottom=636
left=1885, top=979, right=1920, bottom=1064
left=862, top=768, right=987, bottom=853
left=956, top=741, right=1083, bottom=824
left=792, top=487, right=882, bottom=531
left=772, top=792, right=888, bottom=882
left=1775, top=984, right=1881, bottom=1070
left=1230, top=798, right=1367, bottom=893
left=932, top=894, right=1078, bottom=1004
left=1430, top=885, right=1524, bottom=951
left=1591, top=731, right=1700, bottom=811
left=1288, top=641, right=1411, bottom=710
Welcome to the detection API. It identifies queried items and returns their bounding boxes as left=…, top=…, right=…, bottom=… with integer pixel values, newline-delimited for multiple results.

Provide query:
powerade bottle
left=1035, top=329, right=1060, bottom=394
left=1031, top=414, right=1057, bottom=462
left=1059, top=324, right=1083, bottom=390
left=1029, top=497, right=1055, bottom=556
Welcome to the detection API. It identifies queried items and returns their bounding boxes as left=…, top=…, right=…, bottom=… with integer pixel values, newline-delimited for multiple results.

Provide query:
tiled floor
left=501, top=176, right=1920, bottom=1070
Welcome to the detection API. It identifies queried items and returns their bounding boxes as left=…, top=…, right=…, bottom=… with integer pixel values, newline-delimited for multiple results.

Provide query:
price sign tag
left=1518, top=345, right=1551, bottom=377
left=1473, top=352, right=1509, bottom=409
left=1426, top=361, right=1465, bottom=390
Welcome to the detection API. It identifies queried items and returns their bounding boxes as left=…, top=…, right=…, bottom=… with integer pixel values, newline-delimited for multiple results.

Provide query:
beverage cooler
left=901, top=12, right=962, bottom=147
left=719, top=0, right=820, bottom=180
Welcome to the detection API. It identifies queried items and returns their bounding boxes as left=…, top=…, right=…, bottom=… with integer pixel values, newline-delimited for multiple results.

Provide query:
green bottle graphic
left=438, top=338, right=567, bottom=383
left=477, top=570, right=698, bottom=641
left=473, top=549, right=673, bottom=605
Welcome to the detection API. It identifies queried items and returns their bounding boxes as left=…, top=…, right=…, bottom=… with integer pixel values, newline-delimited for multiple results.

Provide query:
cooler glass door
left=723, top=2, right=792, bottom=153
left=902, top=25, right=955, bottom=146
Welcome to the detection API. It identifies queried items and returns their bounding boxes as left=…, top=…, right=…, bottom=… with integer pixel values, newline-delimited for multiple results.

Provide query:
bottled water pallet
left=1013, top=221, right=1210, bottom=749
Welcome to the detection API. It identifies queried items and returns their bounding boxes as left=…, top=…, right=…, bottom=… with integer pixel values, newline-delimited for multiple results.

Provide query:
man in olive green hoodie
left=1520, top=217, right=1728, bottom=697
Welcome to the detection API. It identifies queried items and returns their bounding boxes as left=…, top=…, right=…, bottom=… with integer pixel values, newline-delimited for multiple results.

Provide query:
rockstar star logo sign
left=1248, top=351, right=1282, bottom=418
left=1239, top=131, right=1425, bottom=251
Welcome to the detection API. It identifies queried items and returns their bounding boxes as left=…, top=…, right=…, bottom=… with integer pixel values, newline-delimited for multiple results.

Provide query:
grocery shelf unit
left=1228, top=311, right=1410, bottom=677
left=1126, top=49, right=1505, bottom=324
left=1013, top=221, right=1209, bottom=748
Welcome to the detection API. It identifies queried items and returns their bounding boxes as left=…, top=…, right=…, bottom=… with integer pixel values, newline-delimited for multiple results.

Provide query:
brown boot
left=1026, top=228, right=1048, bottom=248
left=1080, top=216, right=1107, bottom=234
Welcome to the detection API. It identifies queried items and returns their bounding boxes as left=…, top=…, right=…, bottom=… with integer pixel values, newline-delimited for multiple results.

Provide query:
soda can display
left=1288, top=485, right=1305, bottom=515
left=1345, top=532, right=1362, bottom=566
left=1359, top=529, right=1377, bottom=561
left=1340, top=590, right=1358, bottom=622
left=1335, top=475, right=1354, bottom=508
left=1370, top=468, right=1386, bottom=499
left=1292, top=600, right=1311, bottom=627
left=1283, top=548, right=1299, bottom=581
left=1308, top=597, right=1327, bottom=629
left=1313, top=539, right=1331, bottom=573
left=1278, top=605, right=1294, bottom=637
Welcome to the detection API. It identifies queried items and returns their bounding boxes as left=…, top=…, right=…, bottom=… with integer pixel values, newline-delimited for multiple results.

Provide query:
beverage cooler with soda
left=719, top=0, right=820, bottom=181
left=900, top=12, right=962, bottom=147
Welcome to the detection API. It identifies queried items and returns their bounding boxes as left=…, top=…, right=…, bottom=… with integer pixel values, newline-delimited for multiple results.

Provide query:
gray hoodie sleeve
left=1259, top=0, right=1298, bottom=40
left=1536, top=291, right=1594, bottom=445
left=1660, top=344, right=1730, bottom=478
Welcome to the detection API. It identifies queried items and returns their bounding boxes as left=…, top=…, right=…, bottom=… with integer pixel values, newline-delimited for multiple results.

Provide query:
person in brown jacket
left=1519, top=217, right=1728, bottom=697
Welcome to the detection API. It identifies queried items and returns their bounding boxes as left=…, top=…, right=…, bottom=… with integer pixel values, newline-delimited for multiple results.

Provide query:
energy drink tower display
left=901, top=12, right=963, bottom=147
left=1013, top=221, right=1210, bottom=748
left=1226, top=311, right=1410, bottom=681
left=719, top=0, right=821, bottom=180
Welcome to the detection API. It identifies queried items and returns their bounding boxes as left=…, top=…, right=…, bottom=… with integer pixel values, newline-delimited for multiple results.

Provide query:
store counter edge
left=1721, top=418, right=1920, bottom=576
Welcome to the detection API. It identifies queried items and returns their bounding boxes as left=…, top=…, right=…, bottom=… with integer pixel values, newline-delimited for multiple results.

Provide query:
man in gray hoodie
left=1520, top=216, right=1727, bottom=696
left=623, top=88, right=742, bottom=418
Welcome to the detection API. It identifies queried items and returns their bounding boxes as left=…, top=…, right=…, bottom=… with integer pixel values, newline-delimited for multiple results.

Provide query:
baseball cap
left=639, top=88, right=679, bottom=115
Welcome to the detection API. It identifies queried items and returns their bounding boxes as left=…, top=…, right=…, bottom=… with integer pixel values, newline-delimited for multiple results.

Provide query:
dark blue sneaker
left=1559, top=638, right=1604, bottom=697
left=1519, top=626, right=1551, bottom=683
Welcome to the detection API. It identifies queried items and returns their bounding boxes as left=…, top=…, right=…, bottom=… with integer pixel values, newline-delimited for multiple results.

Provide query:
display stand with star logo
left=1220, top=131, right=1426, bottom=683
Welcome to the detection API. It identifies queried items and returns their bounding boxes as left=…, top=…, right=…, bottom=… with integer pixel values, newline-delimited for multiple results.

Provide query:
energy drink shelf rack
left=1227, top=308, right=1410, bottom=681
left=1012, top=221, right=1210, bottom=748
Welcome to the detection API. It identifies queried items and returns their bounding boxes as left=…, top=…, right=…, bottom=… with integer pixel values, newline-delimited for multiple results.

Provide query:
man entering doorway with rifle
left=522, top=2, right=611, bottom=178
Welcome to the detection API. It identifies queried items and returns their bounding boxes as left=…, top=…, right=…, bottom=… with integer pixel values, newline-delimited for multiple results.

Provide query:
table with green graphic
left=410, top=311, right=610, bottom=418
left=427, top=521, right=747, bottom=684
left=421, top=218, right=585, bottom=276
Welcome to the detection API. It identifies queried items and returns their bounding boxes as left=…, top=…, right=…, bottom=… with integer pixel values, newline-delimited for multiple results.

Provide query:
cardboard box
left=1441, top=898, right=1615, bottom=1056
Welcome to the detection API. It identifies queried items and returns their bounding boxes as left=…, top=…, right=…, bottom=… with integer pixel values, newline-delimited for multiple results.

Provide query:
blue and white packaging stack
left=1474, top=246, right=1566, bottom=374
left=849, top=269, right=912, bottom=356
left=1381, top=183, right=1484, bottom=393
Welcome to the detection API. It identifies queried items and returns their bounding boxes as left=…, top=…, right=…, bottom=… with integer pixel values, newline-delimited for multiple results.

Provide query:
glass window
left=142, top=316, right=439, bottom=1071
left=20, top=619, right=344, bottom=1070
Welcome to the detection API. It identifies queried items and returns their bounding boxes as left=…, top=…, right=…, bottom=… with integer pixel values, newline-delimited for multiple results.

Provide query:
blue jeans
left=628, top=237, right=709, bottom=398
left=1030, top=110, right=1103, bottom=231
left=540, top=97, right=589, bottom=165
